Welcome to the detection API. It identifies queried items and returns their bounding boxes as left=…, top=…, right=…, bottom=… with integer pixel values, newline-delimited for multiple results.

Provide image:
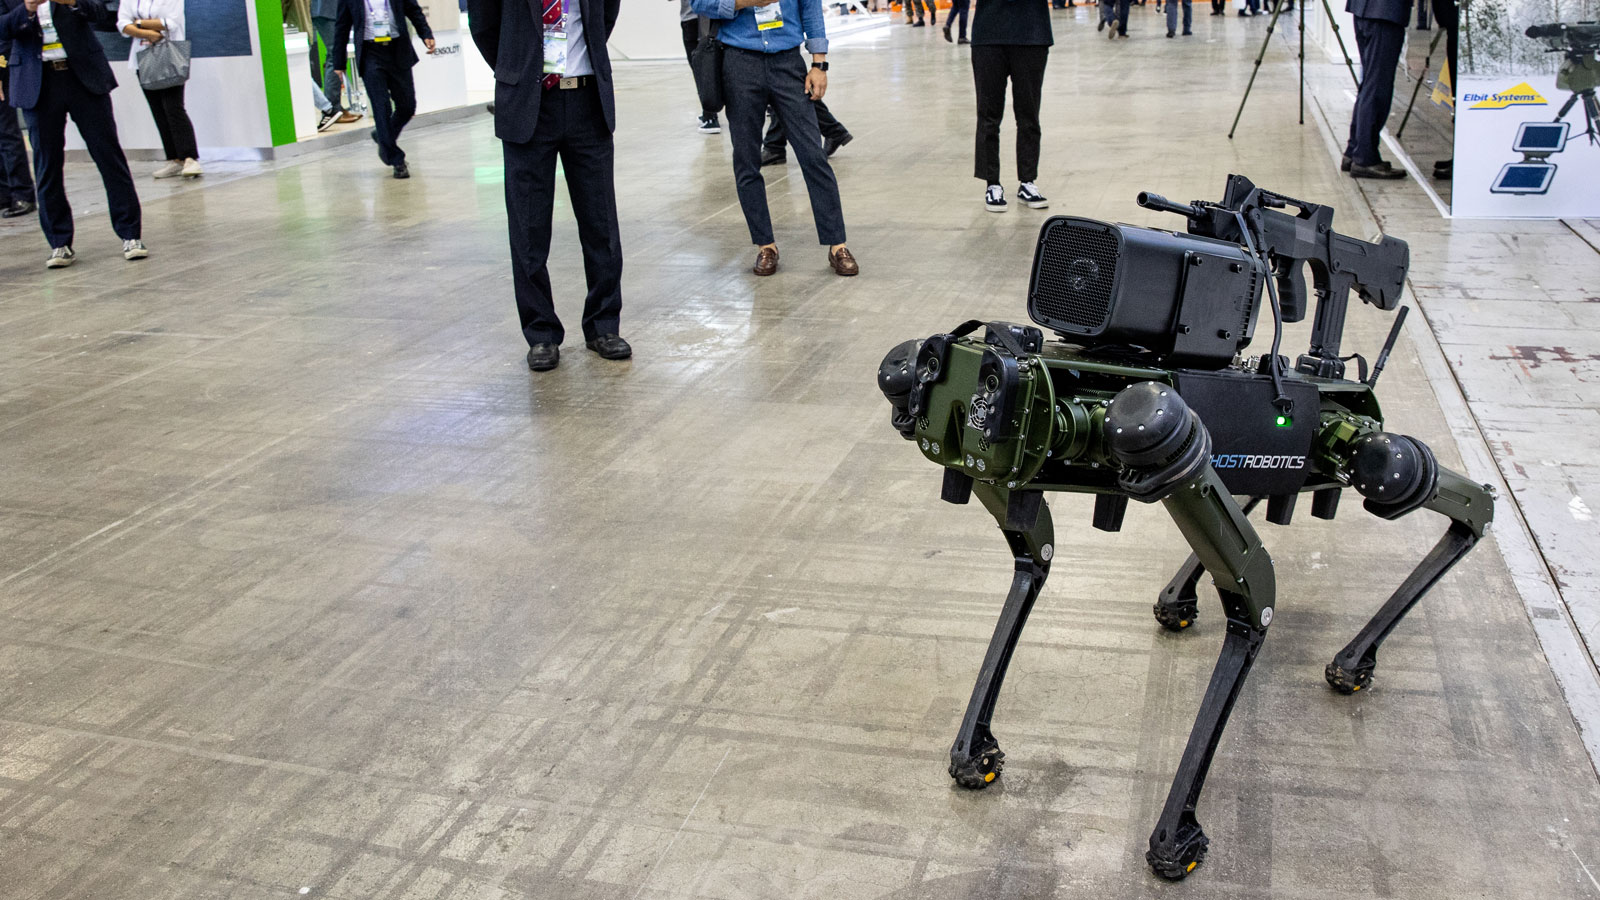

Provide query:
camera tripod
left=1556, top=88, right=1600, bottom=147
left=1229, top=0, right=1360, bottom=138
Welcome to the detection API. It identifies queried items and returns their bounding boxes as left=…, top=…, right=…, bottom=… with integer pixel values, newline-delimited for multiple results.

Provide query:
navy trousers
left=0, top=88, right=34, bottom=205
left=1345, top=15, right=1405, bottom=166
left=23, top=68, right=140, bottom=248
left=502, top=84, right=623, bottom=346
left=361, top=42, right=417, bottom=165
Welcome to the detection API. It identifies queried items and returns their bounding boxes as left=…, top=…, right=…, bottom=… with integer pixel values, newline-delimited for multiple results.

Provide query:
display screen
left=1491, top=163, right=1557, bottom=193
left=1514, top=123, right=1569, bottom=153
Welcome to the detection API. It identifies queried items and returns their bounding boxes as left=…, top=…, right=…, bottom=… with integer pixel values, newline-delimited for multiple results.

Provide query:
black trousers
left=722, top=46, right=846, bottom=246
left=1345, top=16, right=1405, bottom=166
left=23, top=67, right=140, bottom=248
left=502, top=84, right=623, bottom=346
left=361, top=43, right=417, bottom=165
left=972, top=44, right=1048, bottom=185
left=1431, top=0, right=1458, bottom=95
left=0, top=88, right=33, bottom=205
left=948, top=0, right=970, bottom=39
left=762, top=97, right=847, bottom=155
left=142, top=84, right=199, bottom=161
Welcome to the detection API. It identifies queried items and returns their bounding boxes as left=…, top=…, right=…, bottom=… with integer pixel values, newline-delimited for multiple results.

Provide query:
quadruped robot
left=876, top=177, right=1495, bottom=879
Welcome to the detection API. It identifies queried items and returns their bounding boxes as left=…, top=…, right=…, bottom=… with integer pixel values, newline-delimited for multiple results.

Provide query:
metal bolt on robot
left=876, top=176, right=1495, bottom=880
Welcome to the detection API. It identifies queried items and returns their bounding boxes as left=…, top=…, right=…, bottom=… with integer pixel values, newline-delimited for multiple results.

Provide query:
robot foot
left=1153, top=598, right=1200, bottom=632
left=949, top=740, right=1005, bottom=789
left=1146, top=819, right=1209, bottom=880
left=1325, top=659, right=1375, bottom=694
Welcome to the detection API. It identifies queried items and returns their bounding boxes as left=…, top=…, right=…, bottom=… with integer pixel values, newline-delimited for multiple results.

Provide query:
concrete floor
left=3, top=8, right=1600, bottom=899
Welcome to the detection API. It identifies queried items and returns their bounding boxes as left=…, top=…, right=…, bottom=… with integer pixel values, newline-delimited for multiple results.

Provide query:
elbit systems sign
left=1464, top=83, right=1549, bottom=109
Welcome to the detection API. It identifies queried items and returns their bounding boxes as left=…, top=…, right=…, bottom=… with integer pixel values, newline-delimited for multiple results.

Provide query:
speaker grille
left=1030, top=219, right=1121, bottom=335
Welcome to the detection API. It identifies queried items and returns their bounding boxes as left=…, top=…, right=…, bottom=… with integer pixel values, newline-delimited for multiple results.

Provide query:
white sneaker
left=153, top=161, right=183, bottom=179
left=1018, top=182, right=1049, bottom=209
left=46, top=246, right=75, bottom=268
left=181, top=158, right=204, bottom=178
left=123, top=239, right=149, bottom=260
left=985, top=184, right=1008, bottom=212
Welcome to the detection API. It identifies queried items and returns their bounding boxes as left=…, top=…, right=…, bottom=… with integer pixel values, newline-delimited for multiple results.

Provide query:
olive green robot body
left=877, top=179, right=1495, bottom=880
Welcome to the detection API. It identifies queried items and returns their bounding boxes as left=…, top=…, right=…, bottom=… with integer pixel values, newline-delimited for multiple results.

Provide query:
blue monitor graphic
left=1512, top=122, right=1570, bottom=158
left=1490, top=162, right=1558, bottom=195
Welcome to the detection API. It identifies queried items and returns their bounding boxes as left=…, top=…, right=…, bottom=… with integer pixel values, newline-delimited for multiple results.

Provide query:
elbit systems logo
left=1465, top=82, right=1548, bottom=110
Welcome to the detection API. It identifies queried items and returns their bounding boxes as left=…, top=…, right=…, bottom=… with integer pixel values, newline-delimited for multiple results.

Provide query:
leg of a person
left=763, top=105, right=786, bottom=155
left=813, top=99, right=848, bottom=142
left=771, top=52, right=845, bottom=245
left=558, top=85, right=625, bottom=342
left=68, top=81, right=141, bottom=240
left=722, top=49, right=776, bottom=245
left=162, top=85, right=200, bottom=160
left=314, top=17, right=345, bottom=113
left=971, top=44, right=1008, bottom=184
left=1184, top=0, right=1192, bottom=31
left=956, top=0, right=970, bottom=39
left=682, top=18, right=698, bottom=63
left=1168, top=0, right=1177, bottom=31
left=1117, top=0, right=1131, bottom=33
left=385, top=61, right=417, bottom=157
left=0, top=97, right=34, bottom=202
left=1346, top=17, right=1378, bottom=160
left=1360, top=20, right=1404, bottom=164
left=1010, top=46, right=1047, bottom=184
left=502, top=102, right=565, bottom=345
left=142, top=88, right=179, bottom=160
left=362, top=53, right=398, bottom=164
left=1431, top=0, right=1457, bottom=90
left=308, top=30, right=332, bottom=113
left=23, top=78, right=72, bottom=247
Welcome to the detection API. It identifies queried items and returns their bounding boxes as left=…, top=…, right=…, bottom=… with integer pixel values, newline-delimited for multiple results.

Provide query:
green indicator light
left=1275, top=415, right=1292, bottom=427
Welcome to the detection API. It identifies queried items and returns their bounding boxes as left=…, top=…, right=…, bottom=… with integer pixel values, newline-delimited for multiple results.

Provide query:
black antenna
left=1366, top=306, right=1409, bottom=387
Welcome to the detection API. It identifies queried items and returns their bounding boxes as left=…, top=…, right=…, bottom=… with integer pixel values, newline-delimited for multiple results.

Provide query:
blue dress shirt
left=691, top=0, right=828, bottom=55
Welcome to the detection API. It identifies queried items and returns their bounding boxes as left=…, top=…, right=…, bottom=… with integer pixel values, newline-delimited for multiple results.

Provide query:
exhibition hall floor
left=4, top=8, right=1600, bottom=899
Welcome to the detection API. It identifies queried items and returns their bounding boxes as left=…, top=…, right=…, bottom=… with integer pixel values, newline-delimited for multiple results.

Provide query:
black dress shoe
left=2, top=199, right=35, bottom=218
left=393, top=162, right=410, bottom=179
left=1341, top=154, right=1351, bottom=172
left=585, top=333, right=632, bottom=360
left=760, top=148, right=786, bottom=167
left=824, top=132, right=853, bottom=158
left=527, top=342, right=559, bottom=371
left=1350, top=160, right=1406, bottom=180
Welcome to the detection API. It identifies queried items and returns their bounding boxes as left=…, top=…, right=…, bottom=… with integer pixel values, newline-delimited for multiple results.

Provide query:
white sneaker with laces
left=1018, top=182, right=1049, bottom=209
left=181, top=158, right=204, bottom=178
left=153, top=161, right=183, bottom=179
left=985, top=184, right=1008, bottom=212
left=46, top=246, right=75, bottom=268
left=123, top=239, right=149, bottom=261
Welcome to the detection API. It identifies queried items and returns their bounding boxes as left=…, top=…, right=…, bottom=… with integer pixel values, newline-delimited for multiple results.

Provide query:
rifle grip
left=1275, top=262, right=1307, bottom=323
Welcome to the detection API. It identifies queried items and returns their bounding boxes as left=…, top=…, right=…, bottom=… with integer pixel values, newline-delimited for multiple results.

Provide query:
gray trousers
left=722, top=46, right=846, bottom=246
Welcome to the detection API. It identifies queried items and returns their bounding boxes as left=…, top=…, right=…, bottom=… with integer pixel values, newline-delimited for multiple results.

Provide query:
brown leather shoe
left=829, top=246, right=859, bottom=276
left=753, top=245, right=779, bottom=276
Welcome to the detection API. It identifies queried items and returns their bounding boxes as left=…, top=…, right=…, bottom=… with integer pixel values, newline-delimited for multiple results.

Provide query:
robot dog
left=876, top=176, right=1494, bottom=879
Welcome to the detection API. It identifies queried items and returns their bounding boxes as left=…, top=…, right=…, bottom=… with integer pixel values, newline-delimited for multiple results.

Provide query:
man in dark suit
left=0, top=34, right=39, bottom=218
left=332, top=0, right=435, bottom=179
left=0, top=0, right=144, bottom=267
left=1343, top=0, right=1411, bottom=179
left=467, top=0, right=631, bottom=372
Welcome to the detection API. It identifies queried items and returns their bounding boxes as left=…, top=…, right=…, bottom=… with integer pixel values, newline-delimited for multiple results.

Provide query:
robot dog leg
left=1154, top=495, right=1264, bottom=632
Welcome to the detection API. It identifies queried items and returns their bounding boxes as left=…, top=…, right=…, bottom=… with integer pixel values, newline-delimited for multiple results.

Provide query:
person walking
left=1099, top=0, right=1131, bottom=37
left=972, top=0, right=1051, bottom=212
left=332, top=0, right=436, bottom=179
left=1165, top=0, right=1191, bottom=36
left=309, top=0, right=361, bottom=132
left=0, top=0, right=146, bottom=267
left=943, top=0, right=970, bottom=43
left=466, top=0, right=631, bottom=372
left=902, top=0, right=932, bottom=25
left=0, top=36, right=38, bottom=217
left=118, top=0, right=202, bottom=179
left=692, top=0, right=857, bottom=278
left=1342, top=0, right=1410, bottom=179
left=677, top=0, right=720, bottom=133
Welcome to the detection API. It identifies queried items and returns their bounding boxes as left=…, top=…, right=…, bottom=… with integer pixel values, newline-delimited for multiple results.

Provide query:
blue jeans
left=1167, top=0, right=1192, bottom=31
left=1101, top=0, right=1132, bottom=32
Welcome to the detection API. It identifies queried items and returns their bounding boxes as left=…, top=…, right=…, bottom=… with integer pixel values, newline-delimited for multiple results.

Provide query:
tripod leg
left=1155, top=495, right=1264, bottom=632
left=1145, top=466, right=1276, bottom=880
left=947, top=483, right=1055, bottom=790
left=1321, top=0, right=1361, bottom=87
left=1397, top=28, right=1444, bottom=139
left=1228, top=3, right=1291, bottom=139
left=1326, top=463, right=1494, bottom=693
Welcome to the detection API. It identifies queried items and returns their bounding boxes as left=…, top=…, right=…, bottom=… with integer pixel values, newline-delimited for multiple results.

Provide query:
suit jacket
left=331, top=0, right=434, bottom=73
left=0, top=0, right=117, bottom=110
left=970, top=0, right=1054, bottom=46
left=1346, top=0, right=1412, bottom=25
left=467, top=0, right=620, bottom=144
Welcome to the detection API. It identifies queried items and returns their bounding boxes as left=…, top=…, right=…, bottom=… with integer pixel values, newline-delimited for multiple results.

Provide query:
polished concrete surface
left=4, top=8, right=1600, bottom=899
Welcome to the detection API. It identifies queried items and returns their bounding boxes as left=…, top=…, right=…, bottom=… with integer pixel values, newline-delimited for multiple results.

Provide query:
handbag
left=138, top=37, right=192, bottom=91
left=689, top=17, right=724, bottom=114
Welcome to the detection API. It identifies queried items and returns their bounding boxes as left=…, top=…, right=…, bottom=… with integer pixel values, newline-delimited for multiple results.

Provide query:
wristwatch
left=811, top=61, right=829, bottom=71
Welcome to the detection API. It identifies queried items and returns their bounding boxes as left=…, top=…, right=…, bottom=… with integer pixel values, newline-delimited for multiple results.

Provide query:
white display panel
left=1453, top=75, right=1600, bottom=218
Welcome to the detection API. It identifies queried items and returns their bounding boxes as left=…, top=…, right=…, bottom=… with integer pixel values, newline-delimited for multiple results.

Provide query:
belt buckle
left=50, top=60, right=69, bottom=71
left=560, top=76, right=581, bottom=90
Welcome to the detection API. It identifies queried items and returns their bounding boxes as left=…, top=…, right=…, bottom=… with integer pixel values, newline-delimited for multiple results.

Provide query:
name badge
left=42, top=42, right=66, bottom=62
left=543, top=31, right=568, bottom=74
left=754, top=4, right=783, bottom=30
left=374, top=36, right=392, bottom=42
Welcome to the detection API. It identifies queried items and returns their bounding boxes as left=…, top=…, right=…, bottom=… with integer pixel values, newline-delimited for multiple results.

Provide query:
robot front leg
left=1155, top=496, right=1264, bottom=632
left=947, top=483, right=1055, bottom=790
left=1325, top=434, right=1495, bottom=693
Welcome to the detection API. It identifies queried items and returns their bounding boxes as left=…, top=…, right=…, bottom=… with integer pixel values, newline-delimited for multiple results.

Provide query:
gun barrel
left=1137, top=192, right=1202, bottom=218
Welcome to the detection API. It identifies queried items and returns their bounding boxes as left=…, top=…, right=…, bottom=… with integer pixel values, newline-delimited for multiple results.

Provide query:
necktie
left=542, top=0, right=564, bottom=89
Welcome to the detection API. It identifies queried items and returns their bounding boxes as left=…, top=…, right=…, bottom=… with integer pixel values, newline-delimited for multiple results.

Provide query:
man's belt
left=47, top=60, right=69, bottom=71
left=545, top=75, right=592, bottom=90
